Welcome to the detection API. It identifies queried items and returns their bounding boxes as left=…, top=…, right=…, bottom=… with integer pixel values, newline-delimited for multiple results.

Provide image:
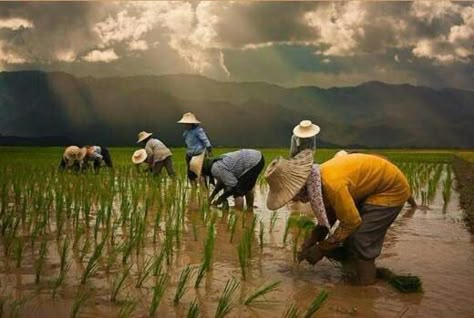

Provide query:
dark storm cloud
left=0, top=1, right=472, bottom=90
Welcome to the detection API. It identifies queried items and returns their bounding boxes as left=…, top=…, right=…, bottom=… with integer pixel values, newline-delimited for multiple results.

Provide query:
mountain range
left=1, top=70, right=473, bottom=148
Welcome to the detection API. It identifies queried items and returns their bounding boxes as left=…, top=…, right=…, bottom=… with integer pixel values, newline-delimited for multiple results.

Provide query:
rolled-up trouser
left=344, top=204, right=403, bottom=260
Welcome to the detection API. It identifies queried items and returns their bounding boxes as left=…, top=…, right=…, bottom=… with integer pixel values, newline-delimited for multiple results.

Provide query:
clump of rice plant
left=270, top=211, right=279, bottom=233
left=53, top=240, right=71, bottom=298
left=35, top=238, right=48, bottom=284
left=282, top=303, right=300, bottom=318
left=80, top=239, right=106, bottom=284
left=119, top=299, right=138, bottom=318
left=302, top=290, right=328, bottom=318
left=135, top=256, right=155, bottom=288
left=187, top=298, right=199, bottom=318
left=259, top=220, right=264, bottom=250
left=111, top=264, right=132, bottom=302
left=195, top=220, right=216, bottom=288
left=174, top=265, right=194, bottom=305
left=215, top=278, right=240, bottom=318
left=149, top=273, right=169, bottom=317
left=71, top=289, right=91, bottom=318
left=14, top=237, right=24, bottom=268
left=242, top=280, right=281, bottom=306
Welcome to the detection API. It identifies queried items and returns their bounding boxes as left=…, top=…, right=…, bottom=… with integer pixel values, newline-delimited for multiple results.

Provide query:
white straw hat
left=189, top=152, right=206, bottom=179
left=293, top=120, right=320, bottom=138
left=132, top=149, right=147, bottom=164
left=137, top=131, right=153, bottom=143
left=64, top=146, right=87, bottom=163
left=177, top=112, right=201, bottom=124
left=333, top=150, right=349, bottom=158
left=264, top=149, right=314, bottom=210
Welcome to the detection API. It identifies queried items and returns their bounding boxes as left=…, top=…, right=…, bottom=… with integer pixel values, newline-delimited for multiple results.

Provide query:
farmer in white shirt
left=202, top=149, right=265, bottom=210
left=289, top=120, right=320, bottom=158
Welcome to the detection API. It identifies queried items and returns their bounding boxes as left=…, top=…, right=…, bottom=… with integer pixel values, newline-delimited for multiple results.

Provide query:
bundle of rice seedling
left=376, top=267, right=423, bottom=293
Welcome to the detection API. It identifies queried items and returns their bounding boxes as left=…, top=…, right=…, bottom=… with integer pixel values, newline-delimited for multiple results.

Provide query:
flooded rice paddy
left=0, top=160, right=473, bottom=317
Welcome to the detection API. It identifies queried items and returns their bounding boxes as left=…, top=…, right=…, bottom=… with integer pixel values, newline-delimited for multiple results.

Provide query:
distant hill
left=1, top=70, right=473, bottom=148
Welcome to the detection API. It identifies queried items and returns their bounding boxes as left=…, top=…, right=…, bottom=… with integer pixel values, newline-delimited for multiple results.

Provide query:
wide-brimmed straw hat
left=189, top=152, right=206, bottom=179
left=177, top=112, right=201, bottom=124
left=137, top=131, right=153, bottom=143
left=293, top=120, right=320, bottom=138
left=265, top=149, right=314, bottom=210
left=132, top=149, right=147, bottom=164
left=64, top=146, right=87, bottom=163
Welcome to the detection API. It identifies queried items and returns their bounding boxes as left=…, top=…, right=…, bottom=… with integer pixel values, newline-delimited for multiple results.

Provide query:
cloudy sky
left=0, top=1, right=472, bottom=90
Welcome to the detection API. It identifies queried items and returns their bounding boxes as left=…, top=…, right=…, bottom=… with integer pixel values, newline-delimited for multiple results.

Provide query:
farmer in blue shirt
left=178, top=112, right=213, bottom=182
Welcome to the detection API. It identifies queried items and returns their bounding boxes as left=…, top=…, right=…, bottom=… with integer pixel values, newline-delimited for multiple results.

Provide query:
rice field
left=0, top=147, right=472, bottom=317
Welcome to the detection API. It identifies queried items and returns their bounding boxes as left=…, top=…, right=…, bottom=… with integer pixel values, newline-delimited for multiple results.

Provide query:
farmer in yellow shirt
left=265, top=150, right=412, bottom=285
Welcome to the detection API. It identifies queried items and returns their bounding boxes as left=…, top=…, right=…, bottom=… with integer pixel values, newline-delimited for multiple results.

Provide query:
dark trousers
left=345, top=204, right=403, bottom=260
left=153, top=156, right=175, bottom=177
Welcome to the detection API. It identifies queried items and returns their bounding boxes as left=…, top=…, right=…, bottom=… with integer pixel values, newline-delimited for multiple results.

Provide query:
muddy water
left=1, top=183, right=474, bottom=317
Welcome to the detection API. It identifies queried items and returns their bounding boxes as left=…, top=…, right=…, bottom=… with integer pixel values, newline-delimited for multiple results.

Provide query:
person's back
left=214, top=149, right=262, bottom=178
left=321, top=153, right=410, bottom=207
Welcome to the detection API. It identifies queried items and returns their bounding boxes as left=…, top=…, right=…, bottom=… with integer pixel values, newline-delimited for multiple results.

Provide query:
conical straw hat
left=177, top=112, right=201, bottom=124
left=137, top=131, right=153, bottom=143
left=189, top=152, right=206, bottom=179
left=293, top=120, right=320, bottom=138
left=64, top=146, right=87, bottom=163
left=265, top=149, right=314, bottom=210
left=132, top=149, right=147, bottom=164
left=333, top=150, right=348, bottom=158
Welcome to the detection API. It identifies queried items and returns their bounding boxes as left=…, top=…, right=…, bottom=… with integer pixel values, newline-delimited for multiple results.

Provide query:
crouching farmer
left=264, top=150, right=411, bottom=285
left=203, top=149, right=265, bottom=211
left=59, top=146, right=87, bottom=171
left=134, top=131, right=175, bottom=177
left=84, top=145, right=113, bottom=171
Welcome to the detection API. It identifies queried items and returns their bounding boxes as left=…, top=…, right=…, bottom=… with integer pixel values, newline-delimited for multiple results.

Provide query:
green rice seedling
left=152, top=248, right=166, bottom=277
left=229, top=214, right=238, bottom=243
left=242, top=280, right=281, bottom=306
left=442, top=167, right=453, bottom=205
left=259, top=221, right=264, bottom=251
left=14, top=237, right=24, bottom=268
left=282, top=303, right=300, bottom=318
left=8, top=295, right=31, bottom=318
left=215, top=278, right=240, bottom=318
left=270, top=211, right=278, bottom=233
left=35, top=238, right=48, bottom=284
left=121, top=236, right=138, bottom=265
left=80, top=239, right=106, bottom=284
left=237, top=232, right=251, bottom=280
left=195, top=219, right=216, bottom=288
left=0, top=296, right=4, bottom=318
left=52, top=262, right=70, bottom=298
left=119, top=299, right=138, bottom=318
left=111, top=264, right=133, bottom=302
left=187, top=298, right=199, bottom=318
left=173, top=265, right=194, bottom=305
left=149, top=273, right=169, bottom=318
left=302, top=290, right=328, bottom=318
left=136, top=256, right=155, bottom=288
left=79, top=237, right=92, bottom=264
left=70, top=289, right=91, bottom=318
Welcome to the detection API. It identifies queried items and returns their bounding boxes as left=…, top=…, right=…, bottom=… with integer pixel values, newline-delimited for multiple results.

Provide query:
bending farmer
left=203, top=149, right=265, bottom=211
left=134, top=131, right=175, bottom=177
left=265, top=150, right=411, bottom=285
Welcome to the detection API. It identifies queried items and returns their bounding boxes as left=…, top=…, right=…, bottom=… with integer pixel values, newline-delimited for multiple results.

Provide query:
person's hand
left=297, top=244, right=325, bottom=265
left=302, top=225, right=329, bottom=250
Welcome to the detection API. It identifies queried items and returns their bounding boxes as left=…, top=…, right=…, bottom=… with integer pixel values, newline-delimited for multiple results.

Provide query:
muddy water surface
left=1, top=183, right=474, bottom=318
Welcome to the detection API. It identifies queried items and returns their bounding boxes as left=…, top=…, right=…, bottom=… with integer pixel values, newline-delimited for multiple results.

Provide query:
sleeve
left=197, top=128, right=212, bottom=148
left=289, top=135, right=297, bottom=157
left=319, top=185, right=362, bottom=251
left=306, top=173, right=330, bottom=228
left=212, top=166, right=238, bottom=191
left=88, top=150, right=103, bottom=160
